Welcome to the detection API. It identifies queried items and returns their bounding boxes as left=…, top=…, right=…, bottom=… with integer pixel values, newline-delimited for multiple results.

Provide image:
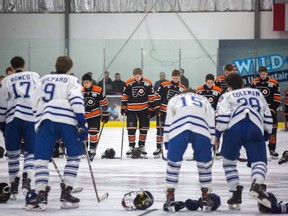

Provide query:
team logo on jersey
left=257, top=86, right=270, bottom=96
left=208, top=97, right=214, bottom=104
left=167, top=89, right=179, bottom=100
left=132, top=86, right=145, bottom=97
left=84, top=97, right=96, bottom=107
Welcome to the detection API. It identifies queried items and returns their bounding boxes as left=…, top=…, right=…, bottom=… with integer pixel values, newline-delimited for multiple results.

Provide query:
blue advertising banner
left=219, top=39, right=288, bottom=120
left=218, top=39, right=288, bottom=92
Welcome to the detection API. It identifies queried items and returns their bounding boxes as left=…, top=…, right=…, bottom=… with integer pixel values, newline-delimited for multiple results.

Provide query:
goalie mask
left=101, top=148, right=116, bottom=159
left=0, top=183, right=11, bottom=203
left=121, top=190, right=154, bottom=210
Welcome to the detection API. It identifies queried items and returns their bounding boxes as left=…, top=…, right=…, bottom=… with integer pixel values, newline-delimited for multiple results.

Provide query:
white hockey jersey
left=0, top=71, right=40, bottom=124
left=32, top=73, right=85, bottom=129
left=215, top=88, right=273, bottom=137
left=164, top=92, right=215, bottom=144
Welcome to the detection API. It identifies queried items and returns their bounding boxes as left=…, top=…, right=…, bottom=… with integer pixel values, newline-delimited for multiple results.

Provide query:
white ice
left=0, top=127, right=287, bottom=216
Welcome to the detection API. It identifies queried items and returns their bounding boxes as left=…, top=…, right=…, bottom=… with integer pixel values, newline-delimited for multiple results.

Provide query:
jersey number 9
left=42, top=83, right=55, bottom=102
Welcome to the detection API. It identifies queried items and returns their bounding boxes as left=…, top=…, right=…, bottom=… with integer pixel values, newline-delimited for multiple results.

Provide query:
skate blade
left=228, top=204, right=241, bottom=210
left=126, top=155, right=132, bottom=158
left=24, top=204, right=47, bottom=211
left=142, top=155, right=148, bottom=159
left=270, top=155, right=279, bottom=160
left=249, top=191, right=271, bottom=208
left=60, top=201, right=79, bottom=209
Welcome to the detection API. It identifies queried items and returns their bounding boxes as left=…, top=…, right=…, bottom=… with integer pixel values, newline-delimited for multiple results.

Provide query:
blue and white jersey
left=164, top=92, right=215, bottom=144
left=215, top=88, right=273, bottom=137
left=0, top=71, right=40, bottom=124
left=32, top=73, right=84, bottom=130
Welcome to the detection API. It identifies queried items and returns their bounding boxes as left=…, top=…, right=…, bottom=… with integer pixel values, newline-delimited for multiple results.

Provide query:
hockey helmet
left=121, top=190, right=154, bottom=210
left=101, top=148, right=116, bottom=159
left=131, top=148, right=141, bottom=159
left=0, top=183, right=11, bottom=203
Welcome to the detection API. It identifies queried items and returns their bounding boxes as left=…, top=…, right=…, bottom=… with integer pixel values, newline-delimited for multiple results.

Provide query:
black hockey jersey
left=82, top=85, right=108, bottom=119
left=154, top=81, right=186, bottom=113
left=250, top=77, right=281, bottom=111
left=285, top=90, right=288, bottom=119
left=121, top=77, right=154, bottom=112
left=196, top=84, right=222, bottom=110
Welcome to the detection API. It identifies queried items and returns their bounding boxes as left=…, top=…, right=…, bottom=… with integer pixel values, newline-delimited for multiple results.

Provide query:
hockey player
left=153, top=69, right=186, bottom=158
left=215, top=73, right=273, bottom=210
left=0, top=56, right=40, bottom=199
left=121, top=68, right=154, bottom=158
left=196, top=74, right=222, bottom=159
left=25, top=56, right=88, bottom=210
left=82, top=73, right=109, bottom=161
left=196, top=74, right=222, bottom=110
left=279, top=91, right=288, bottom=164
left=215, top=64, right=234, bottom=93
left=163, top=88, right=216, bottom=212
left=250, top=66, right=281, bottom=159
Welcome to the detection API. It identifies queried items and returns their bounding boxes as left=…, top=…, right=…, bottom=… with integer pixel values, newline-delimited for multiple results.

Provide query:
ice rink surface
left=0, top=127, right=287, bottom=216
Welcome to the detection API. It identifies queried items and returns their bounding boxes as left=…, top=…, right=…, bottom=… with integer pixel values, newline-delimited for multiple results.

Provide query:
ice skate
left=89, top=148, right=96, bottom=161
left=278, top=150, right=288, bottom=164
left=139, top=145, right=148, bottom=159
left=22, top=172, right=31, bottom=196
left=153, top=147, right=162, bottom=159
left=25, top=186, right=50, bottom=211
left=163, top=188, right=175, bottom=212
left=10, top=176, right=20, bottom=200
left=126, top=146, right=134, bottom=158
left=60, top=183, right=80, bottom=209
left=249, top=180, right=271, bottom=208
left=269, top=150, right=279, bottom=160
left=227, top=185, right=243, bottom=210
left=201, top=187, right=214, bottom=212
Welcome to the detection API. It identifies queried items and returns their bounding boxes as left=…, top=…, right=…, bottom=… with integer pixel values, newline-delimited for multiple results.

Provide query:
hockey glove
left=121, top=109, right=127, bottom=116
left=75, top=113, right=88, bottom=142
left=154, top=107, right=161, bottom=115
left=264, top=131, right=270, bottom=142
left=148, top=108, right=155, bottom=119
left=101, top=111, right=109, bottom=123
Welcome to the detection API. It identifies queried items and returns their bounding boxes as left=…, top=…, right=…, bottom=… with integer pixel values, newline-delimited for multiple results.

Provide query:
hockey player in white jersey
left=215, top=73, right=273, bottom=210
left=0, top=56, right=40, bottom=199
left=163, top=88, right=217, bottom=212
left=25, top=56, right=88, bottom=211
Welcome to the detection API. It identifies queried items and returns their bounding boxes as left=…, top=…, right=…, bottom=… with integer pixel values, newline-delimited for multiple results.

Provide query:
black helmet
left=101, top=148, right=116, bottom=159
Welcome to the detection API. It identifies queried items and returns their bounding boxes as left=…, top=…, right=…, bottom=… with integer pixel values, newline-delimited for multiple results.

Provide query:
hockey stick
left=158, top=113, right=167, bottom=161
left=83, top=140, right=109, bottom=202
left=120, top=116, right=125, bottom=158
left=51, top=158, right=83, bottom=193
